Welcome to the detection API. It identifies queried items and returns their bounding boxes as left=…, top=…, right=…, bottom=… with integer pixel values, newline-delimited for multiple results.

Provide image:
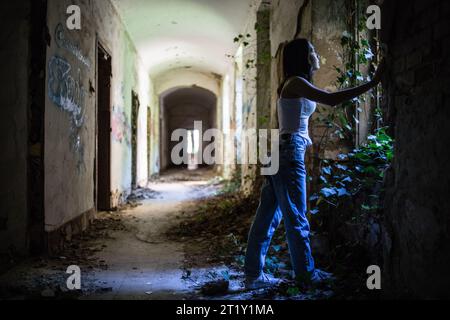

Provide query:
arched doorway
left=159, top=86, right=218, bottom=172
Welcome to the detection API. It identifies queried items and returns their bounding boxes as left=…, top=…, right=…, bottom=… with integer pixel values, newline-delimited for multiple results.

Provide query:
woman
left=244, top=38, right=385, bottom=290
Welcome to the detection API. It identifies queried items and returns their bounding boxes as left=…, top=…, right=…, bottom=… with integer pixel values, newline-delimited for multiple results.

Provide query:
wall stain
left=111, top=108, right=131, bottom=147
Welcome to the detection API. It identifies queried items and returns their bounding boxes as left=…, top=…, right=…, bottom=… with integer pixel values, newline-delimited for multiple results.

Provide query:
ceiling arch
left=155, top=69, right=221, bottom=97
left=162, top=86, right=217, bottom=111
left=111, top=0, right=254, bottom=78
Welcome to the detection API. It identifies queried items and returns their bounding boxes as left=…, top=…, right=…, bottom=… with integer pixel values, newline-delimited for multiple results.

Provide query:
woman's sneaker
left=245, top=273, right=281, bottom=290
left=310, top=269, right=335, bottom=284
left=295, top=269, right=335, bottom=290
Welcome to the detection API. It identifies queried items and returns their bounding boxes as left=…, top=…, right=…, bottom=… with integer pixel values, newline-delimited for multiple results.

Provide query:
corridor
left=0, top=169, right=225, bottom=299
left=1, top=0, right=450, bottom=300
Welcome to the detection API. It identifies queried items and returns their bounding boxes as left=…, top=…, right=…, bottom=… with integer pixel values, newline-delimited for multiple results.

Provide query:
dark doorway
left=96, top=44, right=112, bottom=211
left=159, top=87, right=217, bottom=172
left=131, top=91, right=140, bottom=188
left=147, top=106, right=152, bottom=180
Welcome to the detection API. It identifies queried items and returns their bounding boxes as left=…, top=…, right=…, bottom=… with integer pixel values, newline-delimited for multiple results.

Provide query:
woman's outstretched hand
left=372, top=59, right=386, bottom=84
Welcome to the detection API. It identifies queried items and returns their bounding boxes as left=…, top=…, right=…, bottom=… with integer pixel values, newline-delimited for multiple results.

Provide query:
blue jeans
left=244, top=133, right=315, bottom=280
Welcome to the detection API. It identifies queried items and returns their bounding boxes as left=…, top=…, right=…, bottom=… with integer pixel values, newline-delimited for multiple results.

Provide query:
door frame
left=95, top=38, right=113, bottom=211
left=131, top=91, right=140, bottom=189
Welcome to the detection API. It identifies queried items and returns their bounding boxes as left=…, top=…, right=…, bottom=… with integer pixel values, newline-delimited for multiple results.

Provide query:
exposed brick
left=417, top=6, right=439, bottom=30
left=415, top=63, right=435, bottom=83
left=412, top=27, right=433, bottom=50
left=414, top=0, right=439, bottom=14
left=442, top=0, right=450, bottom=15
left=392, top=57, right=406, bottom=75
left=395, top=70, right=415, bottom=88
left=392, top=39, right=415, bottom=58
left=424, top=40, right=442, bottom=61
left=384, top=0, right=450, bottom=299
left=441, top=35, right=450, bottom=56
left=433, top=20, right=450, bottom=40
left=406, top=51, right=422, bottom=69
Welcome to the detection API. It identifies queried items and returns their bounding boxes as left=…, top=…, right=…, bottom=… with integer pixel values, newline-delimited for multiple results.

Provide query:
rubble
left=0, top=211, right=127, bottom=300
left=127, top=187, right=162, bottom=202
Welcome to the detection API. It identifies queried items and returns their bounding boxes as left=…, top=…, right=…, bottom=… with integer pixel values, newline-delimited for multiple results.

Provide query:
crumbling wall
left=44, top=0, right=155, bottom=234
left=93, top=0, right=156, bottom=202
left=238, top=0, right=260, bottom=194
left=310, top=0, right=348, bottom=157
left=269, top=0, right=348, bottom=205
left=220, top=68, right=236, bottom=180
left=270, top=0, right=309, bottom=130
left=0, top=0, right=33, bottom=255
left=382, top=0, right=450, bottom=298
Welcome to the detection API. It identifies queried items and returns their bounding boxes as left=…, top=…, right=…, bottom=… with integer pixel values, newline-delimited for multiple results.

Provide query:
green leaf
left=363, top=166, right=379, bottom=175
left=342, top=176, right=353, bottom=183
left=287, top=287, right=301, bottom=296
left=337, top=188, right=350, bottom=197
left=272, top=245, right=282, bottom=252
left=221, top=270, right=231, bottom=281
left=321, top=187, right=337, bottom=198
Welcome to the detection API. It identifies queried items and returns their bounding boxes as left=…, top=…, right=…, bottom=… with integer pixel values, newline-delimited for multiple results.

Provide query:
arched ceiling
left=163, top=87, right=217, bottom=110
left=111, top=0, right=254, bottom=78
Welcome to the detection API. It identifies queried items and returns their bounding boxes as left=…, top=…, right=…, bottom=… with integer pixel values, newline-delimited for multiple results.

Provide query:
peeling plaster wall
left=220, top=69, right=236, bottom=179
left=0, top=1, right=32, bottom=255
left=238, top=0, right=262, bottom=194
left=45, top=0, right=155, bottom=231
left=267, top=0, right=348, bottom=206
left=270, top=0, right=308, bottom=57
left=310, top=0, right=348, bottom=155
left=270, top=0, right=306, bottom=131
left=93, top=0, right=156, bottom=200
left=270, top=0, right=347, bottom=156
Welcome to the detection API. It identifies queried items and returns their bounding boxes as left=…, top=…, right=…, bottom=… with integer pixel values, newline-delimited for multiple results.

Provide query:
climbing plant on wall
left=315, top=0, right=380, bottom=153
left=231, top=19, right=272, bottom=98
left=307, top=1, right=394, bottom=267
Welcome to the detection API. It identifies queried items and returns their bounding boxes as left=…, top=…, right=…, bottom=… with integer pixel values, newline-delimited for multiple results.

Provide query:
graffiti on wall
left=48, top=55, right=87, bottom=171
left=243, top=96, right=255, bottom=121
left=112, top=108, right=132, bottom=147
left=55, top=23, right=91, bottom=69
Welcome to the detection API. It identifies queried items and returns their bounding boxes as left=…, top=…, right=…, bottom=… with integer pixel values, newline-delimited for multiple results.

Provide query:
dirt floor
left=0, top=168, right=335, bottom=300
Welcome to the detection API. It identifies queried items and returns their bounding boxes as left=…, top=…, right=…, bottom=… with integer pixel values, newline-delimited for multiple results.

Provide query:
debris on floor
left=127, top=187, right=162, bottom=202
left=0, top=211, right=128, bottom=300
left=200, top=280, right=230, bottom=296
left=166, top=192, right=259, bottom=267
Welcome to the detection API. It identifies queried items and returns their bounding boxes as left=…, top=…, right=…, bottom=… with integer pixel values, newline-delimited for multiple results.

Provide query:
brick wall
left=382, top=0, right=450, bottom=298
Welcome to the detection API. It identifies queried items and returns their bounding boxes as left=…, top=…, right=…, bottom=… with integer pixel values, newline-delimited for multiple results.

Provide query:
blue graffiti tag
left=48, top=55, right=86, bottom=171
left=55, top=23, right=91, bottom=69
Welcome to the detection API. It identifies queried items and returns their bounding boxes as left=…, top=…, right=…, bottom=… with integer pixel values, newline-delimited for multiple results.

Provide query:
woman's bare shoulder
left=286, top=76, right=311, bottom=87
left=282, top=77, right=311, bottom=98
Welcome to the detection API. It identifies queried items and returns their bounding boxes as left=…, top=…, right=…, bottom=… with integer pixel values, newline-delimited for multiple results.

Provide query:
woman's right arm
left=285, top=61, right=385, bottom=107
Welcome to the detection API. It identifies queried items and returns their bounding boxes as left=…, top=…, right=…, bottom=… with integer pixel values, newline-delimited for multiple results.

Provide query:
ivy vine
left=309, top=2, right=394, bottom=220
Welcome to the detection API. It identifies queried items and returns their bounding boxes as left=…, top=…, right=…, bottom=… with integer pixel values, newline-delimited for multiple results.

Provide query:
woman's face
left=308, top=44, right=321, bottom=71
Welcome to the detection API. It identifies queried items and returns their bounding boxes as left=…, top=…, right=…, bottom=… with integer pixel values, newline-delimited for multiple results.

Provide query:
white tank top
left=277, top=97, right=317, bottom=146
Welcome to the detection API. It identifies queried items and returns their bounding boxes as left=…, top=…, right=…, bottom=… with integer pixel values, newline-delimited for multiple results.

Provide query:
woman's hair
left=277, top=38, right=313, bottom=96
